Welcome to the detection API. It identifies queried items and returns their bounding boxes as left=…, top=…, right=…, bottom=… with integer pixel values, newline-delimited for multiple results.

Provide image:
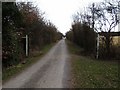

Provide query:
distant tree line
left=66, top=0, right=120, bottom=59
left=2, top=2, right=63, bottom=68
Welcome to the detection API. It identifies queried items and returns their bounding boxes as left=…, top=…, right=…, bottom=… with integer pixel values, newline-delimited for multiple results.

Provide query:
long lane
left=3, top=39, right=70, bottom=88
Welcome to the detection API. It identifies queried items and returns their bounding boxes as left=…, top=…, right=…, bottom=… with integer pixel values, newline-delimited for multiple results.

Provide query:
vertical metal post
left=96, top=34, right=99, bottom=59
left=26, top=35, right=28, bottom=56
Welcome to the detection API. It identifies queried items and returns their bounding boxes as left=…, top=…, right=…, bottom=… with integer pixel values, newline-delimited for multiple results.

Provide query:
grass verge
left=2, top=42, right=56, bottom=83
left=66, top=40, right=119, bottom=88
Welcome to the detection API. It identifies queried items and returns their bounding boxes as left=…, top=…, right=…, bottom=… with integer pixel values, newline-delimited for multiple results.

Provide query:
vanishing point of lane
left=3, top=39, right=70, bottom=88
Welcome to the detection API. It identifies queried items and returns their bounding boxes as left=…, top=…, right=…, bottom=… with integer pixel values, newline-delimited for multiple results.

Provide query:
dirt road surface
left=3, top=39, right=71, bottom=88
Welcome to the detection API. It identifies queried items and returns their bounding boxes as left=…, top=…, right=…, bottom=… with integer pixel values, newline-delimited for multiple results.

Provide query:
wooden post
left=26, top=35, right=28, bottom=57
left=96, top=33, right=99, bottom=59
left=22, top=35, right=28, bottom=57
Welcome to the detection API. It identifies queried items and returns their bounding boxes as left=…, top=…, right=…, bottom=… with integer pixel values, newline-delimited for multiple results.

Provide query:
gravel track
left=3, top=39, right=71, bottom=88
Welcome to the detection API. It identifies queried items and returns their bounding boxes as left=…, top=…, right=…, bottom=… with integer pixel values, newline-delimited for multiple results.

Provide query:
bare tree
left=91, top=0, right=120, bottom=57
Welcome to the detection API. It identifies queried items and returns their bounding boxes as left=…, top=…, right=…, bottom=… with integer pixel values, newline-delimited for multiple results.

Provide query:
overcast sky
left=17, top=0, right=105, bottom=34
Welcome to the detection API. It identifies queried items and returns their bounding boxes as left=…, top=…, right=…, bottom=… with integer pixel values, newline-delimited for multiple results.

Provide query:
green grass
left=66, top=40, right=119, bottom=88
left=2, top=42, right=56, bottom=83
